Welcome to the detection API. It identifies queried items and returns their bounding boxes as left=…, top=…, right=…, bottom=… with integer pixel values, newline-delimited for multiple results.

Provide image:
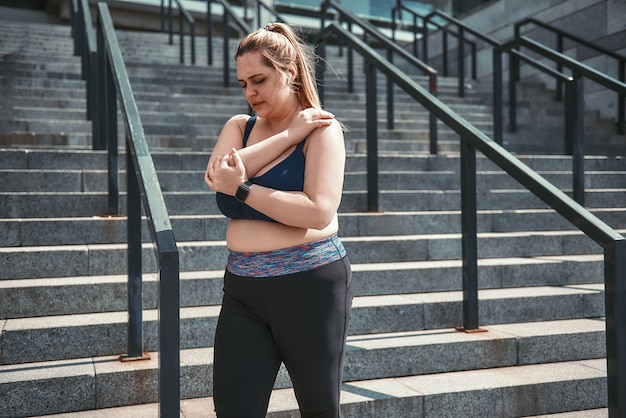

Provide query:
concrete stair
left=0, top=16, right=619, bottom=417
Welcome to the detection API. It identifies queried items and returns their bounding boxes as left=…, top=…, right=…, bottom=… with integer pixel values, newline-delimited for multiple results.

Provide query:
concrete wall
left=424, top=0, right=625, bottom=123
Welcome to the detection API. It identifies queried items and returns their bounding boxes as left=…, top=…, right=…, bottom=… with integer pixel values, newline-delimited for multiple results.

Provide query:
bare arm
left=236, top=108, right=335, bottom=178
left=235, top=119, right=345, bottom=229
left=205, top=109, right=336, bottom=192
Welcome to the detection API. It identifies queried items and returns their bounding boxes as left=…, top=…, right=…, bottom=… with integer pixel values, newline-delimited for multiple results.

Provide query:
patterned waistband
left=226, top=234, right=347, bottom=278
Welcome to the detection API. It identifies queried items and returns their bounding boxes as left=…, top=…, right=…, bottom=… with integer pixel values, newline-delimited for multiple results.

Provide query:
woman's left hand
left=205, top=148, right=248, bottom=195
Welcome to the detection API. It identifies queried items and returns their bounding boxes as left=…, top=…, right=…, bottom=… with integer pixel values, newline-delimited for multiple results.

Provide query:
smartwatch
left=235, top=180, right=253, bottom=203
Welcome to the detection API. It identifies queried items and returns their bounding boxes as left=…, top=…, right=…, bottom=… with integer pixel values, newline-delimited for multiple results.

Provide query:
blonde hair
left=236, top=22, right=321, bottom=110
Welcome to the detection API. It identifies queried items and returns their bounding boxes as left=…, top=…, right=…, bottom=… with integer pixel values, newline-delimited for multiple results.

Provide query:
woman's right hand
left=286, top=108, right=335, bottom=143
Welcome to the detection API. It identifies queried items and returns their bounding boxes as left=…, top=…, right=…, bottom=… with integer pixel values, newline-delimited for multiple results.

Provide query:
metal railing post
left=387, top=48, right=394, bottom=130
left=179, top=10, right=184, bottom=63
left=158, top=231, right=180, bottom=417
left=429, top=73, right=438, bottom=155
left=564, top=79, right=575, bottom=155
left=366, top=59, right=379, bottom=212
left=493, top=48, right=503, bottom=145
left=168, top=0, right=173, bottom=45
left=460, top=136, right=480, bottom=331
left=347, top=22, right=353, bottom=93
left=457, top=26, right=464, bottom=97
left=605, top=239, right=626, bottom=417
left=508, top=51, right=517, bottom=132
left=572, top=73, right=585, bottom=205
left=207, top=0, right=213, bottom=65
left=223, top=12, right=230, bottom=87
left=105, top=46, right=119, bottom=216
left=123, top=139, right=146, bottom=360
left=619, top=61, right=625, bottom=134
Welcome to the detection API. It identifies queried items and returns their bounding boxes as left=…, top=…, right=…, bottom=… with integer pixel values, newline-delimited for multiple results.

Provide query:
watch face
left=236, top=182, right=251, bottom=203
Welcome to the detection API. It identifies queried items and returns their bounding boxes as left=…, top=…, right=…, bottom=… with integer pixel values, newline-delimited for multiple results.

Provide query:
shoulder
left=310, top=118, right=344, bottom=142
left=225, top=114, right=253, bottom=131
left=303, top=118, right=345, bottom=155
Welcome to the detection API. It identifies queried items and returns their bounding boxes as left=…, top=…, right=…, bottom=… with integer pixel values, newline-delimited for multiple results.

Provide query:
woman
left=204, top=22, right=352, bottom=417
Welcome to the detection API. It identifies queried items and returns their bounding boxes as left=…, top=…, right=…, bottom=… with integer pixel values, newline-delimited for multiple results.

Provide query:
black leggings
left=213, top=257, right=353, bottom=417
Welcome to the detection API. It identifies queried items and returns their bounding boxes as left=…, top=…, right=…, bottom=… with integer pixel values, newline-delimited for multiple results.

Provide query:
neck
left=264, top=98, right=301, bottom=133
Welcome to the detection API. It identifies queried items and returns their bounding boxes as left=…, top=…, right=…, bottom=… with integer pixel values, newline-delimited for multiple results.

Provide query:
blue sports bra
left=216, top=116, right=306, bottom=223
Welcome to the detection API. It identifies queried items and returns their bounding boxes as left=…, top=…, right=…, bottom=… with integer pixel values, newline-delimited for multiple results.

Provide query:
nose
left=243, top=85, right=256, bottom=99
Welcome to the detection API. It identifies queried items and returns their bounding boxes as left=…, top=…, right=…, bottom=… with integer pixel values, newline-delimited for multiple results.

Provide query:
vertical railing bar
left=387, top=48, right=394, bottom=130
left=158, top=231, right=180, bottom=417
left=70, top=0, right=77, bottom=52
left=223, top=12, right=230, bottom=87
left=618, top=61, right=625, bottom=134
left=458, top=26, right=465, bottom=98
left=95, top=5, right=105, bottom=152
left=207, top=0, right=213, bottom=65
left=555, top=33, right=564, bottom=101
left=508, top=51, right=517, bottom=133
left=123, top=136, right=145, bottom=360
left=442, top=30, right=448, bottom=77
left=493, top=48, right=503, bottom=145
left=471, top=42, right=477, bottom=79
left=168, top=0, right=173, bottom=45
left=413, top=15, right=418, bottom=57
left=572, top=73, right=585, bottom=205
left=347, top=21, right=353, bottom=93
left=459, top=136, right=480, bottom=331
left=564, top=79, right=574, bottom=155
left=429, top=73, right=438, bottom=155
left=366, top=59, right=379, bottom=212
left=179, top=11, right=184, bottom=64
left=105, top=47, right=119, bottom=216
left=604, top=239, right=626, bottom=417
left=191, top=22, right=196, bottom=65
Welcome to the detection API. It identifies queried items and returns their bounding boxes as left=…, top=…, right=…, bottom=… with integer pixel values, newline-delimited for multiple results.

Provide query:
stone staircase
left=1, top=16, right=623, bottom=417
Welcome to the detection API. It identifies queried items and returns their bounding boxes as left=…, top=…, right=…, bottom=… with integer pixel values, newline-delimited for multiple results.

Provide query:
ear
left=287, top=62, right=297, bottom=82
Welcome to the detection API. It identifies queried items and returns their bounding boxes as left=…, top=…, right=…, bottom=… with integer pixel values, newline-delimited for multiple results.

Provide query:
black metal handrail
left=317, top=21, right=626, bottom=417
left=390, top=3, right=424, bottom=57
left=251, top=0, right=286, bottom=28
left=160, top=0, right=196, bottom=64
left=207, top=0, right=251, bottom=86
left=320, top=0, right=439, bottom=154
left=494, top=36, right=626, bottom=205
left=72, top=2, right=180, bottom=416
left=516, top=17, right=626, bottom=134
left=421, top=8, right=499, bottom=98
left=97, top=4, right=181, bottom=416
left=391, top=2, right=477, bottom=80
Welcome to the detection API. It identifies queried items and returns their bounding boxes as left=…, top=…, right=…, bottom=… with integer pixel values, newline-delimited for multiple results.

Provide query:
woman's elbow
left=307, top=203, right=338, bottom=230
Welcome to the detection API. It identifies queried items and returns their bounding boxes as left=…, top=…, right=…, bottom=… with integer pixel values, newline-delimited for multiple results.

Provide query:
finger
left=204, top=170, right=215, bottom=189
left=230, top=148, right=246, bottom=170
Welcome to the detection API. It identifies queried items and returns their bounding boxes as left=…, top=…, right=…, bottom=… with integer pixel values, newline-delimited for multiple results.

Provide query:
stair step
left=1, top=208, right=623, bottom=247
left=0, top=284, right=605, bottom=365
left=0, top=229, right=613, bottom=279
left=2, top=168, right=625, bottom=192
left=0, top=321, right=607, bottom=417
left=0, top=254, right=604, bottom=318
left=2, top=188, right=626, bottom=218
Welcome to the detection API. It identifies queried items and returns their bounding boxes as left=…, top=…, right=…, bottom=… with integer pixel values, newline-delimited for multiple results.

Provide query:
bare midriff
left=225, top=215, right=339, bottom=253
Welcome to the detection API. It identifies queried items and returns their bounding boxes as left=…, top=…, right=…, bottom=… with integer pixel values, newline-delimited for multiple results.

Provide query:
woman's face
left=236, top=51, right=295, bottom=118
